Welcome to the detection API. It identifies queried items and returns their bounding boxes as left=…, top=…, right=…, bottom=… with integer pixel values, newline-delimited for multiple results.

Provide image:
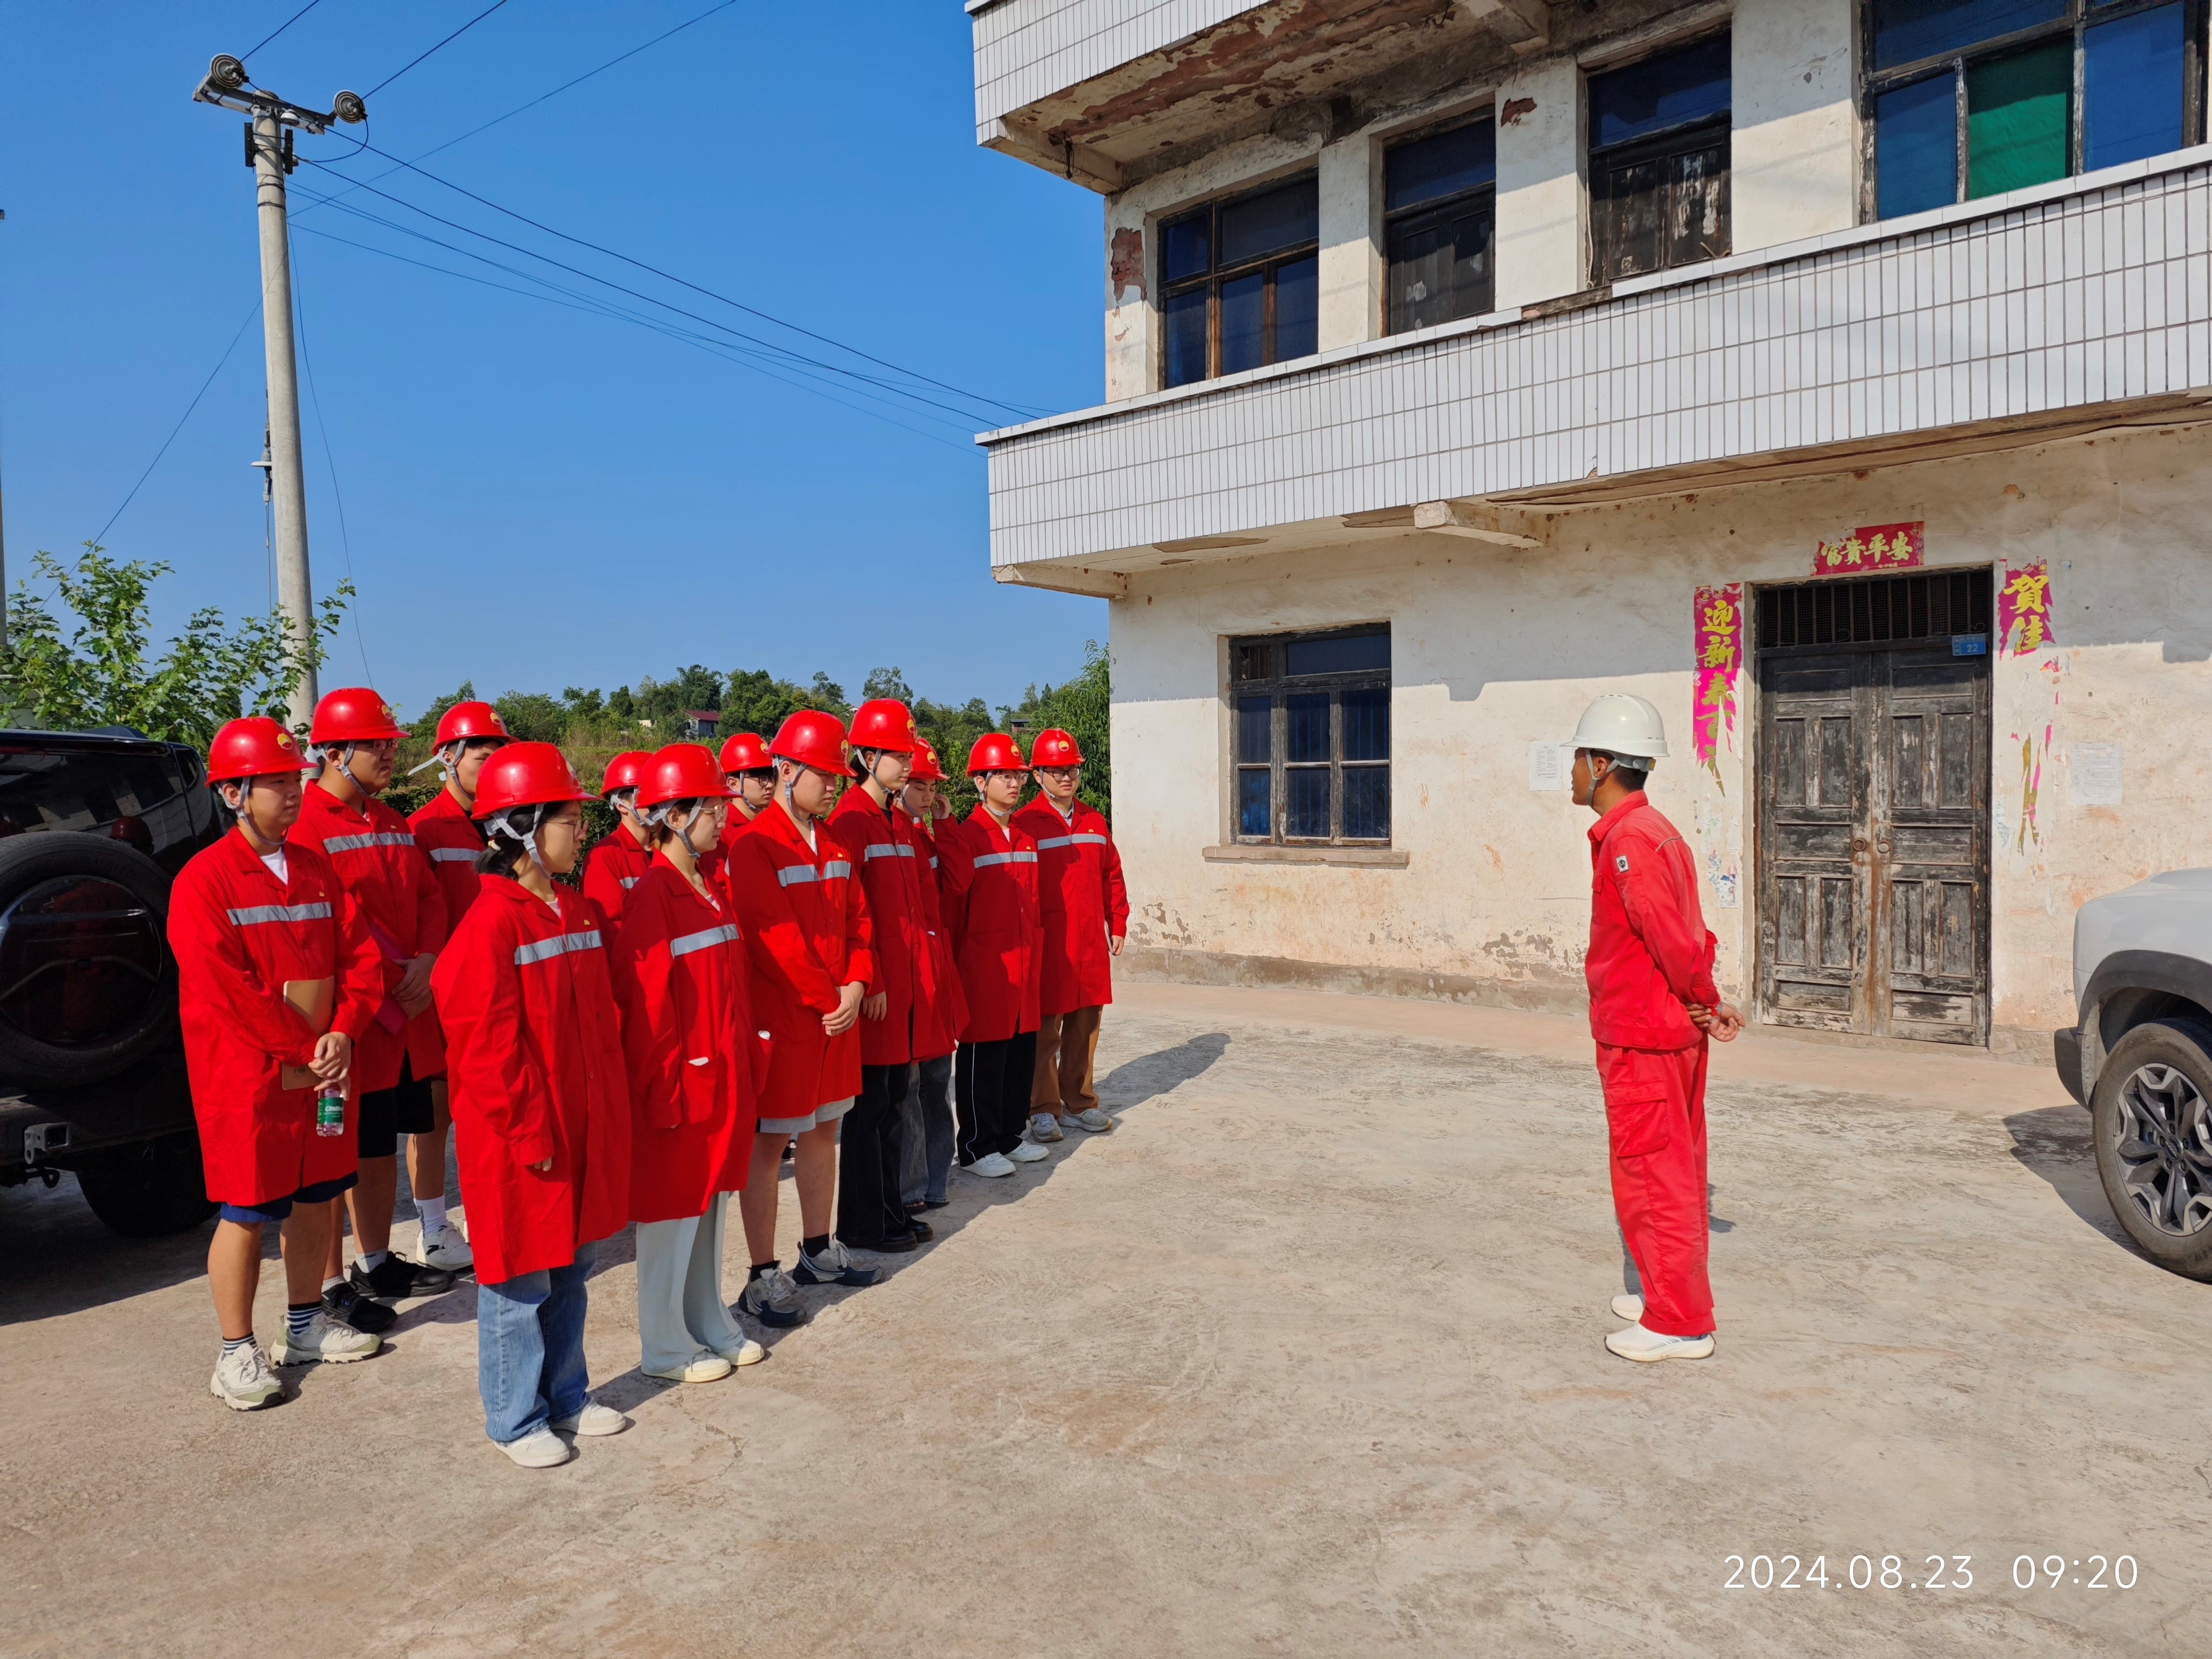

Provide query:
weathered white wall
left=1110, top=423, right=2212, bottom=1046
left=1104, top=193, right=1154, bottom=401
left=1493, top=56, right=1584, bottom=309
left=1317, top=132, right=1382, bottom=352
left=1731, top=0, right=1859, bottom=252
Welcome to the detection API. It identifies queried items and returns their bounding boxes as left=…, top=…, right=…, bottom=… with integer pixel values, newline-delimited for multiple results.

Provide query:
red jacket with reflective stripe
left=827, top=788, right=927, bottom=1067
left=611, top=860, right=761, bottom=1223
left=430, top=878, right=632, bottom=1283
left=940, top=808, right=1042, bottom=1042
left=895, top=802, right=964, bottom=1061
left=581, top=828, right=653, bottom=929
left=290, top=781, right=448, bottom=1091
left=726, top=804, right=875, bottom=1118
left=1585, top=792, right=1721, bottom=1052
left=167, top=830, right=385, bottom=1205
left=409, top=787, right=487, bottom=932
left=1013, top=798, right=1129, bottom=1016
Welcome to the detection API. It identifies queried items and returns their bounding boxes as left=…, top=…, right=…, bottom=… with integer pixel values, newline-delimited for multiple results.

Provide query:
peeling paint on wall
left=1109, top=226, right=1146, bottom=304
left=1500, top=96, right=1536, bottom=125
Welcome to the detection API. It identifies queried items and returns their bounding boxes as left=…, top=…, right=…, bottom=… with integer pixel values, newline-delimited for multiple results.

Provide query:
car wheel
left=72, top=1131, right=218, bottom=1237
left=2089, top=1018, right=2212, bottom=1280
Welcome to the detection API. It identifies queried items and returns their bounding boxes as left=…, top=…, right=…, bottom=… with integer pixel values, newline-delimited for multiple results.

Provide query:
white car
left=2059, top=869, right=2212, bottom=1280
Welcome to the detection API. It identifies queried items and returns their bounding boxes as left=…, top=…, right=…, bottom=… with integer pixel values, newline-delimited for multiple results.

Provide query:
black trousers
left=955, top=1031, right=1036, bottom=1164
left=838, top=1062, right=914, bottom=1248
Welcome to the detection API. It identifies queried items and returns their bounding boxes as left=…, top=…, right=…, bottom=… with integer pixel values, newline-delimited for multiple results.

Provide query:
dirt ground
left=3, top=981, right=2205, bottom=1658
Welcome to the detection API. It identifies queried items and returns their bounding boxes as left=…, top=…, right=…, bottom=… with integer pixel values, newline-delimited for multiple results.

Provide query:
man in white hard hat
left=1569, top=692, right=1742, bottom=1363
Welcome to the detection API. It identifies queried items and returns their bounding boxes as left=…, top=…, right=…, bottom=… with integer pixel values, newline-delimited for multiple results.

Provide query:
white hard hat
left=1570, top=693, right=1669, bottom=761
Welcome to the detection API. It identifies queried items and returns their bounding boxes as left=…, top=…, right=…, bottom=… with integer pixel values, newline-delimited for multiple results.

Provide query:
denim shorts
left=218, top=1171, right=359, bottom=1226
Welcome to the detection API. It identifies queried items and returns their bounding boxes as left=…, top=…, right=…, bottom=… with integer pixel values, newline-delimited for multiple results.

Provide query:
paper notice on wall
left=1528, top=740, right=1572, bottom=791
left=2070, top=744, right=2122, bottom=806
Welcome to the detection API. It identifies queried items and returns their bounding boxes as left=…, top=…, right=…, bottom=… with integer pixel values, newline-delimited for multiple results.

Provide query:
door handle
left=1850, top=837, right=1869, bottom=855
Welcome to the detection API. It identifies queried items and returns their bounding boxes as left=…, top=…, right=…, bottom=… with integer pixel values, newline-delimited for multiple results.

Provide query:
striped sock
left=286, top=1303, right=319, bottom=1339
left=221, top=1333, right=254, bottom=1357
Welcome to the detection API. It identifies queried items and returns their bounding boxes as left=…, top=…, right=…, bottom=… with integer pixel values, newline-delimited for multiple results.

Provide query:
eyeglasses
left=1037, top=766, right=1081, bottom=780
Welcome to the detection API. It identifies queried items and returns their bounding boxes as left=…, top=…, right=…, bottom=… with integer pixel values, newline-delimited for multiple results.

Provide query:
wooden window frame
left=1229, top=625, right=1392, bottom=848
left=1159, top=174, right=1320, bottom=389
left=1857, top=0, right=2208, bottom=224
left=1586, top=29, right=1734, bottom=287
left=1382, top=112, right=1498, bottom=336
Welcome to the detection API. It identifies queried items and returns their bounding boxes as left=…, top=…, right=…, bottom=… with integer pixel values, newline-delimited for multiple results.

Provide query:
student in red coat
left=724, top=710, right=879, bottom=1327
left=612, top=744, right=765, bottom=1385
left=1013, top=728, right=1129, bottom=1142
left=171, top=719, right=386, bottom=1409
left=720, top=729, right=777, bottom=830
left=433, top=744, right=634, bottom=1467
left=1568, top=695, right=1741, bottom=1366
left=580, top=750, right=654, bottom=927
left=894, top=739, right=966, bottom=1214
left=292, top=687, right=457, bottom=1326
left=941, top=732, right=1049, bottom=1179
left=406, top=698, right=511, bottom=1270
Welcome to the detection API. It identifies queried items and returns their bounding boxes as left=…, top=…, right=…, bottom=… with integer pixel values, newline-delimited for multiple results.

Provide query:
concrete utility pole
left=192, top=56, right=365, bottom=729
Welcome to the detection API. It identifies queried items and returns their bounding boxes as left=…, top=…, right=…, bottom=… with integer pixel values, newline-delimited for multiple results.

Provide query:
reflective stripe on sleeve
left=513, top=929, right=604, bottom=966
left=1035, top=834, right=1110, bottom=850
left=776, top=865, right=818, bottom=888
left=821, top=860, right=853, bottom=879
left=427, top=847, right=476, bottom=863
left=619, top=876, right=640, bottom=889
left=320, top=832, right=418, bottom=853
left=862, top=842, right=916, bottom=860
left=669, top=923, right=741, bottom=957
left=973, top=850, right=1040, bottom=868
left=226, top=901, right=334, bottom=926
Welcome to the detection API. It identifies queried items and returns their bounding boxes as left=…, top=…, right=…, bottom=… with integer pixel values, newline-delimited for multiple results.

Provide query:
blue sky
left=0, top=2, right=1103, bottom=721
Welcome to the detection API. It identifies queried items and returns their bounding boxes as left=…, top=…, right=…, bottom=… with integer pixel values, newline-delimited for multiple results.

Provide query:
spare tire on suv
left=0, top=832, right=177, bottom=1090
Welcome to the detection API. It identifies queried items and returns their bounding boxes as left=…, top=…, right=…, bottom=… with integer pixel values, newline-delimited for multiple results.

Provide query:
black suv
left=0, top=728, right=226, bottom=1234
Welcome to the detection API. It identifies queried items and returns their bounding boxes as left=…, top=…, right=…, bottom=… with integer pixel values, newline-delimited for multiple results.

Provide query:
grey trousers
left=900, top=1053, right=955, bottom=1206
left=635, top=1193, right=747, bottom=1373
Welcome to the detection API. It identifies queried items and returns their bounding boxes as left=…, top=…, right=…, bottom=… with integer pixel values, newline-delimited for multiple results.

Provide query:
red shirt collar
left=1586, top=790, right=1650, bottom=846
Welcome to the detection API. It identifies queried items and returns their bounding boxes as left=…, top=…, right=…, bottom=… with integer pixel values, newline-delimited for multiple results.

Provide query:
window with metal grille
left=1757, top=569, right=1994, bottom=649
left=1385, top=115, right=1496, bottom=334
left=1229, top=626, right=1391, bottom=845
left=1161, top=175, right=1320, bottom=389
left=1863, top=0, right=2206, bottom=224
left=1588, top=31, right=1732, bottom=284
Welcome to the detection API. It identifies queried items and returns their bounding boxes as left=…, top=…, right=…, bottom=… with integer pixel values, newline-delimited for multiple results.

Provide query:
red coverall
left=898, top=804, right=965, bottom=1061
left=430, top=878, right=633, bottom=1284
left=1586, top=790, right=1721, bottom=1338
left=409, top=787, right=488, bottom=932
left=1013, top=795, right=1128, bottom=1116
left=167, top=830, right=385, bottom=1204
left=826, top=788, right=926, bottom=1068
left=611, top=860, right=762, bottom=1224
left=581, top=827, right=653, bottom=928
left=724, top=803, right=875, bottom=1125
left=290, top=781, right=448, bottom=1093
left=939, top=809, right=1041, bottom=1043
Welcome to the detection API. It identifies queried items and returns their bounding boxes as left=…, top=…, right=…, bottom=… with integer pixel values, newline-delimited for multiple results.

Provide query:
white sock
left=358, top=1249, right=389, bottom=1273
left=416, top=1192, right=449, bottom=1237
left=321, top=1275, right=344, bottom=1294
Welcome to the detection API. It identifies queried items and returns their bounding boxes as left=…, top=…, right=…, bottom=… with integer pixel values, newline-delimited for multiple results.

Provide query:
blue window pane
left=1237, top=769, right=1271, bottom=837
left=1386, top=120, right=1496, bottom=212
left=1236, top=696, right=1272, bottom=764
left=1219, top=177, right=1318, bottom=266
left=1165, top=287, right=1209, bottom=387
left=1286, top=693, right=1330, bottom=764
left=1877, top=75, right=1959, bottom=218
left=1285, top=631, right=1388, bottom=675
left=1872, top=0, right=2066, bottom=71
left=1342, top=768, right=1390, bottom=840
left=1342, top=689, right=1390, bottom=762
left=1163, top=211, right=1211, bottom=282
left=1285, top=768, right=1331, bottom=838
left=1273, top=255, right=1318, bottom=363
left=1590, top=33, right=1731, bottom=151
left=2085, top=5, right=2186, bottom=172
left=1219, top=271, right=1265, bottom=375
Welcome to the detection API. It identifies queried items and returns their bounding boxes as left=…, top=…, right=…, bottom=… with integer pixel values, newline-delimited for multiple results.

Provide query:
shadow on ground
left=2004, top=1104, right=2139, bottom=1256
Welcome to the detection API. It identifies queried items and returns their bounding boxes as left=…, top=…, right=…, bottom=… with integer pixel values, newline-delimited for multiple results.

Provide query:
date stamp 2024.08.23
left=1723, top=1554, right=2140, bottom=1593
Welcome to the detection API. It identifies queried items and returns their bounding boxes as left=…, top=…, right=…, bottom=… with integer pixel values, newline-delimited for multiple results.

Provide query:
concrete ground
left=3, top=982, right=2205, bottom=1657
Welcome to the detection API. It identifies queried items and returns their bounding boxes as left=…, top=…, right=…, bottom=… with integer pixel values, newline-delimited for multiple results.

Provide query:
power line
left=244, top=0, right=328, bottom=62
left=366, top=0, right=510, bottom=98
left=92, top=302, right=263, bottom=547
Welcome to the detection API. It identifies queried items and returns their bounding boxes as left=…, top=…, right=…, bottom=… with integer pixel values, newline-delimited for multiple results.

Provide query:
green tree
left=1001, top=639, right=1111, bottom=818
left=0, top=543, right=351, bottom=746
left=862, top=665, right=914, bottom=703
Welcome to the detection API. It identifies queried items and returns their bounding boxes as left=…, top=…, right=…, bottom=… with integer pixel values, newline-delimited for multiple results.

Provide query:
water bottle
left=315, top=1090, right=345, bottom=1138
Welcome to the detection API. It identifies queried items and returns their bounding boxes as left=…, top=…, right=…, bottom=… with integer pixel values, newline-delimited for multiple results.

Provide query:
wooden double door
left=1755, top=619, right=1992, bottom=1046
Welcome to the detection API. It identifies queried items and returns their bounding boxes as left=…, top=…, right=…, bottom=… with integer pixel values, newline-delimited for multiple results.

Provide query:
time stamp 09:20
left=1723, top=1554, right=2140, bottom=1591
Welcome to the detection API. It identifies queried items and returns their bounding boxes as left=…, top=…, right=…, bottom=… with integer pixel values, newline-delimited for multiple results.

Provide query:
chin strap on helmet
left=407, top=739, right=466, bottom=790
left=485, top=805, right=547, bottom=873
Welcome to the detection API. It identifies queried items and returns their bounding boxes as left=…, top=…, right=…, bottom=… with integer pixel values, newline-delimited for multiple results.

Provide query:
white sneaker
left=966, top=1151, right=1017, bottom=1178
left=417, top=1228, right=474, bottom=1272
left=1611, top=1293, right=1645, bottom=1321
left=1006, top=1139, right=1049, bottom=1163
left=208, top=1343, right=283, bottom=1411
left=271, top=1311, right=381, bottom=1366
left=644, top=1348, right=733, bottom=1384
left=498, top=1427, right=575, bottom=1468
left=1065, top=1107, right=1114, bottom=1134
left=1028, top=1112, right=1065, bottom=1142
left=550, top=1401, right=630, bottom=1437
left=1605, top=1323, right=1715, bottom=1363
left=711, top=1333, right=766, bottom=1367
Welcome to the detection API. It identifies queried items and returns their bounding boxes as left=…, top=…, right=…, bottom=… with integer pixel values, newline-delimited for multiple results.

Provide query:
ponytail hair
left=477, top=802, right=552, bottom=878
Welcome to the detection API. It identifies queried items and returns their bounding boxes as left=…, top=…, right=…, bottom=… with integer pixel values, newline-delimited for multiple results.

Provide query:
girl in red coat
left=432, top=744, right=633, bottom=1468
left=580, top=750, right=654, bottom=926
left=612, top=744, right=765, bottom=1385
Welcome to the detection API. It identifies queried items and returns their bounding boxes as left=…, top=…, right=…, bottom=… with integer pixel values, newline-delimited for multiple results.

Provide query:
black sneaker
left=794, top=1239, right=881, bottom=1287
left=350, top=1255, right=455, bottom=1300
left=321, top=1278, right=398, bottom=1334
left=856, top=1229, right=919, bottom=1254
left=898, top=1216, right=934, bottom=1243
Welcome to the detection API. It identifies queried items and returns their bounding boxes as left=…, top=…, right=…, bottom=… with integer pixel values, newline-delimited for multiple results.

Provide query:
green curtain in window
left=1967, top=42, right=2072, bottom=197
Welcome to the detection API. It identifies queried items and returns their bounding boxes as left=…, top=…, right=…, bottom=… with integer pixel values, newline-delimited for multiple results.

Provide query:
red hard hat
left=434, top=700, right=510, bottom=748
left=207, top=717, right=308, bottom=783
left=1030, top=727, right=1083, bottom=767
left=966, top=732, right=1027, bottom=774
left=473, top=743, right=589, bottom=820
left=848, top=698, right=918, bottom=754
left=909, top=738, right=946, bottom=783
left=311, top=686, right=407, bottom=745
left=638, top=743, right=732, bottom=810
left=769, top=710, right=849, bottom=776
left=600, top=750, right=652, bottom=798
left=719, top=731, right=772, bottom=774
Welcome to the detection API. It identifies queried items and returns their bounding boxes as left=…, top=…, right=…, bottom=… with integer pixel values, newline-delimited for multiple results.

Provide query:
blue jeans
left=901, top=1054, right=955, bottom=1206
left=477, top=1243, right=594, bottom=1445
